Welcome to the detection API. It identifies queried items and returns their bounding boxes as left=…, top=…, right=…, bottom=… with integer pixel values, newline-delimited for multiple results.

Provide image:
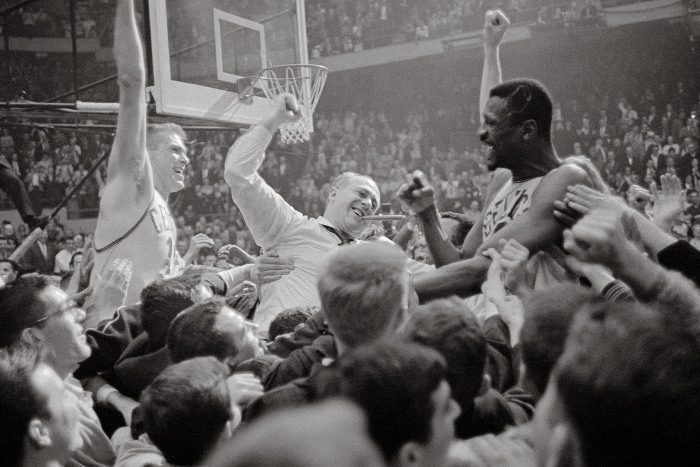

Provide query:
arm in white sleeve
left=223, top=126, right=303, bottom=249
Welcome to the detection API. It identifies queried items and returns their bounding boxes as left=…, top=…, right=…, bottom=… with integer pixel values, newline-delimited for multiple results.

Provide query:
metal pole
left=69, top=0, right=80, bottom=101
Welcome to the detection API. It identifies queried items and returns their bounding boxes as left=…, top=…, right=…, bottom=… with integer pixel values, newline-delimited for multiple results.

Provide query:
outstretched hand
left=483, top=10, right=510, bottom=48
left=83, top=258, right=133, bottom=328
left=562, top=207, right=639, bottom=269
left=650, top=174, right=685, bottom=230
left=397, top=170, right=436, bottom=215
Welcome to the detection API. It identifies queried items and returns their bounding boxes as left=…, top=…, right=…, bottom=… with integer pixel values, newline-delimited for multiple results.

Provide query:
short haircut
left=140, top=275, right=202, bottom=348
left=146, top=123, right=187, bottom=151
left=403, top=298, right=486, bottom=407
left=167, top=298, right=244, bottom=363
left=0, top=275, right=51, bottom=348
left=140, top=356, right=232, bottom=466
left=317, top=243, right=407, bottom=348
left=0, top=347, right=47, bottom=467
left=330, top=172, right=379, bottom=201
left=336, top=341, right=447, bottom=463
left=268, top=306, right=317, bottom=341
left=556, top=300, right=700, bottom=465
left=521, top=284, right=600, bottom=395
left=439, top=212, right=474, bottom=247
left=0, top=259, right=21, bottom=273
left=490, top=78, right=553, bottom=141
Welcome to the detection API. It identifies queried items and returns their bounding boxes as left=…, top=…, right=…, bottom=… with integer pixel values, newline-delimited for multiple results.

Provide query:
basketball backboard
left=148, top=0, right=308, bottom=126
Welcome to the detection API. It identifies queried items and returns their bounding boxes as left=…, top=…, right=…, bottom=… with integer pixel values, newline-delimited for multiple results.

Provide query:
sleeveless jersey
left=92, top=191, right=179, bottom=310
left=465, top=175, right=573, bottom=324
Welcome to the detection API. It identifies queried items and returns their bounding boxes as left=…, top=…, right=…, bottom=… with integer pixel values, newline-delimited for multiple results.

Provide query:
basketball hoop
left=253, top=64, right=328, bottom=144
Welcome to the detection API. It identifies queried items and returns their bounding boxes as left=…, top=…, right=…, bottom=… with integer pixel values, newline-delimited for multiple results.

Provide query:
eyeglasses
left=31, top=301, right=85, bottom=327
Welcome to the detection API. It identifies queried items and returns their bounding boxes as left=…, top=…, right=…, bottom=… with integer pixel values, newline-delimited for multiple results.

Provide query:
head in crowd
left=520, top=284, right=600, bottom=399
left=323, top=171, right=381, bottom=237
left=0, top=276, right=90, bottom=373
left=146, top=123, right=189, bottom=195
left=533, top=300, right=700, bottom=466
left=0, top=259, right=21, bottom=285
left=268, top=305, right=317, bottom=341
left=167, top=298, right=262, bottom=366
left=72, top=234, right=84, bottom=250
left=140, top=356, right=234, bottom=466
left=3, top=220, right=14, bottom=237
left=402, top=298, right=487, bottom=431
left=318, top=243, right=409, bottom=353
left=439, top=212, right=474, bottom=247
left=0, top=347, right=82, bottom=467
left=336, top=341, right=460, bottom=466
left=480, top=79, right=554, bottom=171
left=206, top=400, right=384, bottom=467
left=69, top=252, right=83, bottom=270
left=140, top=274, right=212, bottom=348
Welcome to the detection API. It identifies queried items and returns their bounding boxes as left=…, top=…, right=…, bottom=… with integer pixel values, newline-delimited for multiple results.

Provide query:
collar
left=318, top=217, right=355, bottom=245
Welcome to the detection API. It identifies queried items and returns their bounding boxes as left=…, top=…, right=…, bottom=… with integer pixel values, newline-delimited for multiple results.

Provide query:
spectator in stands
left=0, top=347, right=83, bottom=467
left=0, top=275, right=116, bottom=465
left=21, top=229, right=56, bottom=275
left=334, top=341, right=461, bottom=467
left=0, top=258, right=20, bottom=286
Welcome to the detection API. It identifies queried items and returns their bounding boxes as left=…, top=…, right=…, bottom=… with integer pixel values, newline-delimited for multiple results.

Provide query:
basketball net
left=255, top=64, right=328, bottom=144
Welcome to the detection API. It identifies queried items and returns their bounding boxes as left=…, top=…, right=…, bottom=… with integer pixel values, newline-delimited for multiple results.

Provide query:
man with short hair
left=0, top=220, right=19, bottom=260
left=247, top=242, right=410, bottom=415
left=0, top=258, right=21, bottom=286
left=224, top=95, right=381, bottom=333
left=400, top=11, right=588, bottom=302
left=0, top=275, right=116, bottom=465
left=115, top=357, right=237, bottom=466
left=0, top=347, right=83, bottom=467
left=335, top=341, right=461, bottom=467
left=533, top=299, right=700, bottom=466
left=167, top=297, right=263, bottom=366
left=91, top=0, right=191, bottom=306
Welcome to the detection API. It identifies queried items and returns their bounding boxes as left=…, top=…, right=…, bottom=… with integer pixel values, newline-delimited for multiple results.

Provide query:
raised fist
left=483, top=10, right=510, bottom=48
left=262, top=93, right=303, bottom=131
left=397, top=170, right=436, bottom=215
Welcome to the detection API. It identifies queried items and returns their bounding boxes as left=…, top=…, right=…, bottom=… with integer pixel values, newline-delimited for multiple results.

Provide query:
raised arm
left=480, top=10, right=510, bottom=119
left=100, top=0, right=151, bottom=212
left=413, top=165, right=588, bottom=301
left=223, top=94, right=303, bottom=249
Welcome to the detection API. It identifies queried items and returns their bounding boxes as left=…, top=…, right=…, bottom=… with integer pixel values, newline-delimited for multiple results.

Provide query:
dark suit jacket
left=22, top=242, right=56, bottom=274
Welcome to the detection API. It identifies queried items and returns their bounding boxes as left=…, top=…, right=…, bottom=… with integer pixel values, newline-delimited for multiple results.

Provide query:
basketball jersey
left=92, top=191, right=179, bottom=311
left=465, top=176, right=573, bottom=324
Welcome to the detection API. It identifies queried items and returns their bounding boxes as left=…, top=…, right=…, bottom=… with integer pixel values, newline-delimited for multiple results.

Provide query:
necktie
left=322, top=224, right=354, bottom=245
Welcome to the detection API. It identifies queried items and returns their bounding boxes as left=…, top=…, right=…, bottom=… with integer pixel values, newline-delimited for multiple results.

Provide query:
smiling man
left=0, top=275, right=116, bottom=466
left=91, top=0, right=190, bottom=306
left=399, top=10, right=589, bottom=302
left=224, top=94, right=381, bottom=333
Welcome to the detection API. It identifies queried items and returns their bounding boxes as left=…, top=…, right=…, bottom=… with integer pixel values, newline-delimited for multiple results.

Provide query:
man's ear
left=22, top=327, right=43, bottom=346
left=27, top=418, right=52, bottom=449
left=397, top=442, right=423, bottom=467
left=522, top=120, right=538, bottom=141
left=328, top=186, right=337, bottom=202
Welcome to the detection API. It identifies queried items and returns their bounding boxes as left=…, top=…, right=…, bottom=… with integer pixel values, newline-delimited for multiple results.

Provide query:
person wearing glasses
left=398, top=10, right=589, bottom=304
left=0, top=275, right=116, bottom=466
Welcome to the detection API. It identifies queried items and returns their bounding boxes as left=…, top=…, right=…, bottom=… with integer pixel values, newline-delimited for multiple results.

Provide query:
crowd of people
left=0, top=4, right=699, bottom=467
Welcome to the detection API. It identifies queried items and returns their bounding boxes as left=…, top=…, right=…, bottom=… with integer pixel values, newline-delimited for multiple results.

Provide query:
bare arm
left=479, top=10, right=510, bottom=118
left=413, top=165, right=588, bottom=301
left=99, top=0, right=151, bottom=216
